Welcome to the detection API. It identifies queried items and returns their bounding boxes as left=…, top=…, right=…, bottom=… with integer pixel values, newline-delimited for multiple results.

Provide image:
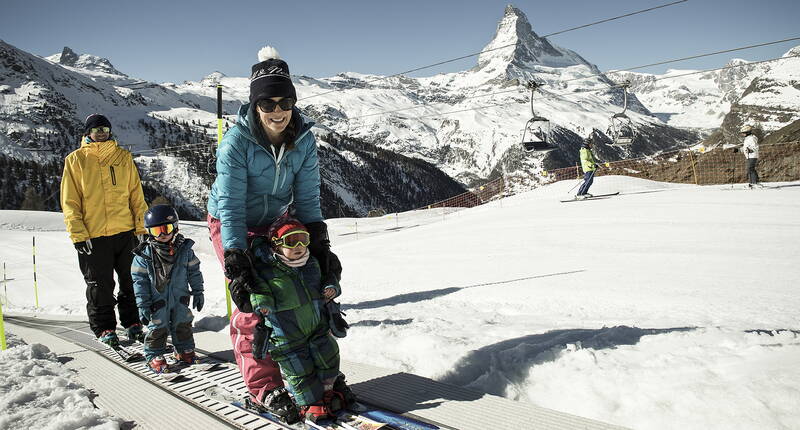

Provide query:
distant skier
left=131, top=205, right=205, bottom=373
left=577, top=138, right=599, bottom=199
left=60, top=114, right=148, bottom=346
left=247, top=215, right=354, bottom=422
left=740, top=125, right=761, bottom=188
left=205, top=46, right=342, bottom=422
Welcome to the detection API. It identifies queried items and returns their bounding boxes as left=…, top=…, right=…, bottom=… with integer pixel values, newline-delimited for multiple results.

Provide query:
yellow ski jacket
left=580, top=146, right=597, bottom=173
left=60, top=138, right=148, bottom=243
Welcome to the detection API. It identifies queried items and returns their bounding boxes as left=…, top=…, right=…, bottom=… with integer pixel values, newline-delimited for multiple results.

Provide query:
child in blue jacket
left=131, top=205, right=204, bottom=372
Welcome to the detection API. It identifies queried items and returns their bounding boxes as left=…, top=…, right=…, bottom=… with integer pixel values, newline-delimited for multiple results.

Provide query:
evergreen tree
left=20, top=186, right=45, bottom=211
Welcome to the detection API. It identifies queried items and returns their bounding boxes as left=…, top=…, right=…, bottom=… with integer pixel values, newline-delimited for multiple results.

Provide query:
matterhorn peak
left=57, top=47, right=80, bottom=66
left=477, top=4, right=594, bottom=78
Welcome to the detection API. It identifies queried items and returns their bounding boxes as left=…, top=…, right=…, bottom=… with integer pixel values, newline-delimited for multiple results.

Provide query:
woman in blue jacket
left=206, top=46, right=341, bottom=424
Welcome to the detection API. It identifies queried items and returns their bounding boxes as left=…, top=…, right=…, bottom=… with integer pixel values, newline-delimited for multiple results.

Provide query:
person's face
left=154, top=231, right=174, bottom=243
left=279, top=242, right=307, bottom=260
left=257, top=97, right=294, bottom=135
left=89, top=127, right=110, bottom=142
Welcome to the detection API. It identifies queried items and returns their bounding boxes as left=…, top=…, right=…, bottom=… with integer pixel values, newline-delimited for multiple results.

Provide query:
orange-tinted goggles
left=272, top=230, right=310, bottom=248
left=146, top=223, right=176, bottom=237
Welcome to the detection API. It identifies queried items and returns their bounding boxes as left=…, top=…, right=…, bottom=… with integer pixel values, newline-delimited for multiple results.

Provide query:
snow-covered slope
left=2, top=176, right=799, bottom=429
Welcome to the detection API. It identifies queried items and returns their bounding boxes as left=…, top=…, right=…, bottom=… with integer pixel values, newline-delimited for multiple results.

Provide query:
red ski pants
left=207, top=215, right=283, bottom=401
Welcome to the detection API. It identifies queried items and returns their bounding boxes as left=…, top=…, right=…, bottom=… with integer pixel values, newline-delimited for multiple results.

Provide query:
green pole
left=217, top=85, right=233, bottom=320
left=33, top=236, right=39, bottom=309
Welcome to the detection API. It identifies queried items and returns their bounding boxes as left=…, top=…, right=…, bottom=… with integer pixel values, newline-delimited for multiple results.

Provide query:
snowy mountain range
left=609, top=47, right=800, bottom=131
left=1, top=5, right=797, bottom=217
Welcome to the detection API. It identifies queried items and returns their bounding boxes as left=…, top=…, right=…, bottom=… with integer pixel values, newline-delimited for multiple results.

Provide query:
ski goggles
left=146, top=223, right=176, bottom=237
left=272, top=230, right=311, bottom=248
left=256, top=97, right=296, bottom=113
left=89, top=126, right=111, bottom=134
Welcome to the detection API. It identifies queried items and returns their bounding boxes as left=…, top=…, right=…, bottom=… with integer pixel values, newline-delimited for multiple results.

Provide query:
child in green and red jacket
left=249, top=215, right=354, bottom=423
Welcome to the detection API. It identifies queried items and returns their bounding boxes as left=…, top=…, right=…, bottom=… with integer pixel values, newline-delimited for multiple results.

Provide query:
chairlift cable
left=298, top=0, right=690, bottom=102
left=602, top=36, right=800, bottom=76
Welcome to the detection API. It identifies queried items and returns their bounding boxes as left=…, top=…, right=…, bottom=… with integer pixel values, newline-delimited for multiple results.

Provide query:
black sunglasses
left=257, top=98, right=296, bottom=112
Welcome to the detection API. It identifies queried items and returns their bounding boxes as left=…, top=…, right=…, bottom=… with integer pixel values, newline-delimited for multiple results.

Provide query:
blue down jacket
left=207, top=104, right=323, bottom=251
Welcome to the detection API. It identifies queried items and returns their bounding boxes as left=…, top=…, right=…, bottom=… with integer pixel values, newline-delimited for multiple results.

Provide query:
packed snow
left=0, top=333, right=120, bottom=430
left=1, top=176, right=799, bottom=429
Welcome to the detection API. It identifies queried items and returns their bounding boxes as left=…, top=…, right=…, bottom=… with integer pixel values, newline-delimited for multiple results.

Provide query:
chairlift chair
left=608, top=81, right=636, bottom=146
left=520, top=81, right=558, bottom=153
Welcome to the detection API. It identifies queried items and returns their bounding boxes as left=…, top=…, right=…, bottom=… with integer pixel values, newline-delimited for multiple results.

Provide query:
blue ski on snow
left=203, top=386, right=441, bottom=430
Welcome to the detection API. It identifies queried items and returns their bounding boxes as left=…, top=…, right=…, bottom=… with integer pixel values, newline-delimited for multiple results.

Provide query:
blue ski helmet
left=144, top=204, right=179, bottom=229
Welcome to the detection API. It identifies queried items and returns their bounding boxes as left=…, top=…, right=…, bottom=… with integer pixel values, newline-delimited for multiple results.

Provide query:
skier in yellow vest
left=577, top=138, right=599, bottom=199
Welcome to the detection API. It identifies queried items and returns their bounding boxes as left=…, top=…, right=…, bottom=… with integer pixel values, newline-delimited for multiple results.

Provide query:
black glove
left=229, top=277, right=254, bottom=313
left=325, top=300, right=349, bottom=338
left=223, top=249, right=255, bottom=313
left=306, top=221, right=343, bottom=285
left=223, top=249, right=252, bottom=280
left=74, top=239, right=93, bottom=255
left=252, top=315, right=273, bottom=360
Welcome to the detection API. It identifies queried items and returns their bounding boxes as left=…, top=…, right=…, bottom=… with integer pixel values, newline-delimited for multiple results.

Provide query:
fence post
left=688, top=150, right=699, bottom=185
left=32, top=236, right=39, bottom=309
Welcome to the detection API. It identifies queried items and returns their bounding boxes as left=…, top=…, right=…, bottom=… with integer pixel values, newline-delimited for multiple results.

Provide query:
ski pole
left=567, top=177, right=584, bottom=194
left=216, top=85, right=233, bottom=321
left=32, top=236, right=39, bottom=309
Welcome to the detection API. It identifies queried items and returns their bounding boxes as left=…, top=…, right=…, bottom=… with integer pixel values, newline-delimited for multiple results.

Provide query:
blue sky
left=2, top=0, right=798, bottom=83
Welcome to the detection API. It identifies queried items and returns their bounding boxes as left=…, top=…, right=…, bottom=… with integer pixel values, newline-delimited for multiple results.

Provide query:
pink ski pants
left=207, top=214, right=283, bottom=401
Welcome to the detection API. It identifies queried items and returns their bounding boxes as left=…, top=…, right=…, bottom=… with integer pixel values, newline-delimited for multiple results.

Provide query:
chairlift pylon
left=608, top=81, right=635, bottom=146
left=520, top=80, right=558, bottom=153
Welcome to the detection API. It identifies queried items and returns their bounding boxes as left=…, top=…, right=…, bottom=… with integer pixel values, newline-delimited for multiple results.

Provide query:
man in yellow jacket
left=577, top=138, right=599, bottom=199
left=60, top=114, right=149, bottom=346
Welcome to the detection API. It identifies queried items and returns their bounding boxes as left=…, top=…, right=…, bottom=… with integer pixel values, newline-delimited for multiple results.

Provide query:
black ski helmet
left=144, top=205, right=179, bottom=229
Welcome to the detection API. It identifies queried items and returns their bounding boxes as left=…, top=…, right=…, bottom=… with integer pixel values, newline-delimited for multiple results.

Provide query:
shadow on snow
left=342, top=270, right=586, bottom=311
left=438, top=325, right=696, bottom=398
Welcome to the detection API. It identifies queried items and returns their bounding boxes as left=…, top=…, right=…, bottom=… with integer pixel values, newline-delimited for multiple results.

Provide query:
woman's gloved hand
left=305, top=221, right=343, bottom=286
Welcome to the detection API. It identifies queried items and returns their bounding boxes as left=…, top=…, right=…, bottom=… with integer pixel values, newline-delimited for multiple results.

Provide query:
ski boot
left=173, top=349, right=196, bottom=365
left=98, top=329, right=120, bottom=347
left=332, top=373, right=357, bottom=408
left=148, top=355, right=169, bottom=373
left=248, top=387, right=301, bottom=424
left=126, top=323, right=145, bottom=343
left=299, top=401, right=334, bottom=423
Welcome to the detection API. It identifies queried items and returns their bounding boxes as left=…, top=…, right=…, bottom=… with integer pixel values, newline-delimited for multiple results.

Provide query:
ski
left=97, top=339, right=144, bottom=363
left=345, top=403, right=439, bottom=430
left=165, top=355, right=223, bottom=372
left=204, top=386, right=318, bottom=429
left=148, top=365, right=184, bottom=382
left=204, top=386, right=440, bottom=430
left=560, top=192, right=619, bottom=203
